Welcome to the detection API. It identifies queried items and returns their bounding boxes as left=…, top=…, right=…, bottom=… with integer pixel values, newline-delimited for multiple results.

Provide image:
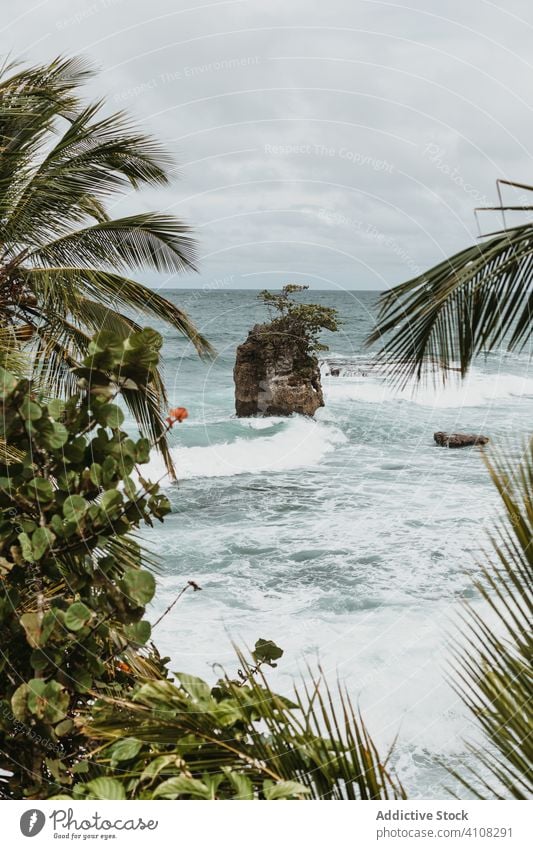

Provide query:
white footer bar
left=4, top=799, right=530, bottom=849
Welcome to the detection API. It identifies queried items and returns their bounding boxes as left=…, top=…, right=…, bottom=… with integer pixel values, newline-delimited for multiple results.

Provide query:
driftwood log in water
left=434, top=432, right=489, bottom=448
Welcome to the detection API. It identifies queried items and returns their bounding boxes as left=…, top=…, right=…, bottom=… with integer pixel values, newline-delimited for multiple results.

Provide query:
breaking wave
left=144, top=416, right=347, bottom=483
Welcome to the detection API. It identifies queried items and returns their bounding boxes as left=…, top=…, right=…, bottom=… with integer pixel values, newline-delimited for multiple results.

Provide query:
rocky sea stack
left=234, top=323, right=324, bottom=417
left=234, top=284, right=339, bottom=417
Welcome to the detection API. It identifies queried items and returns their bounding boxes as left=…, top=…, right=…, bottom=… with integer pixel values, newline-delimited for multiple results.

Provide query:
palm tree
left=367, top=186, right=533, bottom=383
left=0, top=55, right=212, bottom=473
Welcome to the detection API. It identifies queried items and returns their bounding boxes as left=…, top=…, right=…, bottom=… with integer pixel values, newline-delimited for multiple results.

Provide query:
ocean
left=136, top=288, right=533, bottom=798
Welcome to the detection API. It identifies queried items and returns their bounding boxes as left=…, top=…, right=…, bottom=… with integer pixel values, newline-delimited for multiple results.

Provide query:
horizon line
left=153, top=287, right=387, bottom=292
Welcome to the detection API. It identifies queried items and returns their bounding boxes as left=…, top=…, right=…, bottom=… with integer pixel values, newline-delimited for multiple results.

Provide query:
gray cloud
left=5, top=0, right=533, bottom=289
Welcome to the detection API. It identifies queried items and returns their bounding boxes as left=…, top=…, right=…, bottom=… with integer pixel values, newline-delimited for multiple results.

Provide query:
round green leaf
left=30, top=650, right=49, bottom=672
left=27, top=478, right=54, bottom=503
left=32, top=527, right=55, bottom=560
left=124, top=619, right=151, bottom=645
left=253, top=638, right=284, bottom=666
left=72, top=669, right=93, bottom=693
left=20, top=611, right=56, bottom=647
left=121, top=568, right=155, bottom=606
left=27, top=679, right=68, bottom=723
left=64, top=602, right=92, bottom=632
left=63, top=495, right=87, bottom=521
left=100, top=489, right=123, bottom=516
left=40, top=420, right=68, bottom=450
left=0, top=368, right=18, bottom=400
left=11, top=683, right=30, bottom=720
left=55, top=718, right=74, bottom=737
left=97, top=404, right=124, bottom=429
left=18, top=532, right=34, bottom=563
left=89, top=463, right=102, bottom=486
left=47, top=399, right=65, bottom=419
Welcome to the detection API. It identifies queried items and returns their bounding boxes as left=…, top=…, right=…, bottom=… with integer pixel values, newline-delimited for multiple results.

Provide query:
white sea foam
left=324, top=369, right=533, bottom=409
left=238, top=416, right=286, bottom=429
left=145, top=417, right=347, bottom=483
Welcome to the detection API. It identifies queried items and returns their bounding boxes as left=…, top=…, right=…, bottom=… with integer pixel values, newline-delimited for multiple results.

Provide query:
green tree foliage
left=0, top=56, right=213, bottom=475
left=259, top=285, right=339, bottom=354
left=0, top=329, right=171, bottom=798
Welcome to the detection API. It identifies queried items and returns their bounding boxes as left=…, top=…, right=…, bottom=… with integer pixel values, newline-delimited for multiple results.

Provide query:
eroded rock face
left=234, top=323, right=324, bottom=417
left=434, top=432, right=490, bottom=448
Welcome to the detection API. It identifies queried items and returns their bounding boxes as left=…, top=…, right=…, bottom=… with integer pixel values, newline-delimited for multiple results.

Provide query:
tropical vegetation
left=449, top=442, right=532, bottom=798
left=367, top=218, right=533, bottom=383
left=0, top=329, right=171, bottom=797
left=0, top=55, right=212, bottom=475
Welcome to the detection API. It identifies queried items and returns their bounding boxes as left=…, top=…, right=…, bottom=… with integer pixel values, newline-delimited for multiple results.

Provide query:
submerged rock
left=234, top=323, right=324, bottom=417
left=434, top=431, right=489, bottom=448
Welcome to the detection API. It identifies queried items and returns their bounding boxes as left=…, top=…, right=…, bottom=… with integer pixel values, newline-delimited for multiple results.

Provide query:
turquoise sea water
left=136, top=289, right=533, bottom=798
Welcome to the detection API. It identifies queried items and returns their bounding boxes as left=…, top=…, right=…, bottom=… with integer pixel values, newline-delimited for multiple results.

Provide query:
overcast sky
left=4, top=0, right=533, bottom=290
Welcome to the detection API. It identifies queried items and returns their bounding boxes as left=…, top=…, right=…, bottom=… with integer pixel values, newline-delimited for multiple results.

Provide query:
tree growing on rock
left=258, top=285, right=340, bottom=355
left=234, top=285, right=339, bottom=417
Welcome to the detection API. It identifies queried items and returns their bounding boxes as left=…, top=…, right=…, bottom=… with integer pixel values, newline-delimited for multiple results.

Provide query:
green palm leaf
left=450, top=442, right=533, bottom=798
left=30, top=215, right=197, bottom=274
left=366, top=224, right=533, bottom=384
left=0, top=56, right=90, bottom=222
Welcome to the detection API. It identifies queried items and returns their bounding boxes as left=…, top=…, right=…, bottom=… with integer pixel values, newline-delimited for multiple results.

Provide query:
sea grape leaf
left=64, top=602, right=92, bottom=632
left=121, top=568, right=155, bottom=606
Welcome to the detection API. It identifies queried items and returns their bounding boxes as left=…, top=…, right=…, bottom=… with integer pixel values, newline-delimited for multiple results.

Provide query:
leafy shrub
left=71, top=649, right=404, bottom=801
left=0, top=329, right=170, bottom=798
left=259, top=285, right=339, bottom=354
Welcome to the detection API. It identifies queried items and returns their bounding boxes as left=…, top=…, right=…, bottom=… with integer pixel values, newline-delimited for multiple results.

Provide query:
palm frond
left=0, top=54, right=92, bottom=99
left=23, top=314, right=88, bottom=399
left=451, top=441, right=533, bottom=798
left=367, top=224, right=533, bottom=384
left=20, top=308, right=177, bottom=477
left=0, top=325, right=28, bottom=375
left=82, top=655, right=404, bottom=800
left=23, top=267, right=213, bottom=358
left=3, top=101, right=176, bottom=245
left=0, top=56, right=92, bottom=224
left=29, top=214, right=197, bottom=274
